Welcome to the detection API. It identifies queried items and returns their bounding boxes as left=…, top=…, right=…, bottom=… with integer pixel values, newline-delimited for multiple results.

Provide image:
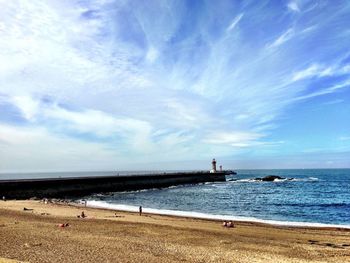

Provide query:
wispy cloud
left=287, top=1, right=300, bottom=12
left=292, top=79, right=350, bottom=101
left=11, top=96, right=154, bottom=151
left=292, top=63, right=350, bottom=82
left=267, top=28, right=294, bottom=48
left=204, top=131, right=264, bottom=147
left=226, top=13, right=244, bottom=32
left=323, top=99, right=344, bottom=105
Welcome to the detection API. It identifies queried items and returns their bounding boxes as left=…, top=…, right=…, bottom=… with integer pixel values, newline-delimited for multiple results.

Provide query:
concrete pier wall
left=0, top=171, right=230, bottom=199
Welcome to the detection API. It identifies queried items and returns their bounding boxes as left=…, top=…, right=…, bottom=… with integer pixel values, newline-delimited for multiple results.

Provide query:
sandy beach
left=0, top=200, right=349, bottom=263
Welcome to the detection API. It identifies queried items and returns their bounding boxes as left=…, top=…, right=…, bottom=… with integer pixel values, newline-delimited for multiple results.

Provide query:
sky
left=0, top=0, right=350, bottom=172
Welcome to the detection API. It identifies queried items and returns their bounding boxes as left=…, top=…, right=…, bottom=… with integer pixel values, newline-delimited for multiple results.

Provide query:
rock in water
left=262, top=175, right=284, bottom=181
left=254, top=175, right=284, bottom=181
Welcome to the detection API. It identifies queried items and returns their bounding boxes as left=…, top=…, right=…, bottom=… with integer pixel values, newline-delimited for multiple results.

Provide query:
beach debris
left=40, top=212, right=50, bottom=216
left=24, top=242, right=42, bottom=248
left=23, top=207, right=33, bottom=211
left=58, top=223, right=70, bottom=228
left=114, top=213, right=123, bottom=218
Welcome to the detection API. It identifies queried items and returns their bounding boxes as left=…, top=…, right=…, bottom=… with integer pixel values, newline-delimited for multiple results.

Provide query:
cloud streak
left=226, top=13, right=244, bottom=32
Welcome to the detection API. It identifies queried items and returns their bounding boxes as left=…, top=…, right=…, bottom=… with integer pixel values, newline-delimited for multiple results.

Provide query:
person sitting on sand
left=222, top=221, right=227, bottom=227
left=77, top=211, right=87, bottom=218
left=227, top=221, right=234, bottom=228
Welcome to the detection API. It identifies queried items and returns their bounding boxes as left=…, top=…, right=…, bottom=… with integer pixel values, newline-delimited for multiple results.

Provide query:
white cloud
left=267, top=28, right=294, bottom=48
left=11, top=96, right=40, bottom=120
left=292, top=63, right=350, bottom=82
left=0, top=124, right=122, bottom=172
left=203, top=130, right=285, bottom=149
left=292, top=64, right=333, bottom=81
left=204, top=131, right=263, bottom=147
left=10, top=95, right=154, bottom=152
left=226, top=13, right=244, bottom=32
left=164, top=99, right=208, bottom=129
left=0, top=0, right=152, bottom=97
left=145, top=46, right=159, bottom=63
left=1, top=1, right=350, bottom=170
left=293, top=79, right=350, bottom=101
left=287, top=1, right=300, bottom=12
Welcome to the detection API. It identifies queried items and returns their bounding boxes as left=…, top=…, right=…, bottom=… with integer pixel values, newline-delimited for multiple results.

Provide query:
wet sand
left=0, top=200, right=349, bottom=263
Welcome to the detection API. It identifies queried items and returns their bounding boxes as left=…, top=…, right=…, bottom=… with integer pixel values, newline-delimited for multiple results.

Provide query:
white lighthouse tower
left=210, top=158, right=217, bottom=173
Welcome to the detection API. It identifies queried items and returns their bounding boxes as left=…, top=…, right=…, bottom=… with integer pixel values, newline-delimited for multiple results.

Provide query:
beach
left=0, top=200, right=349, bottom=263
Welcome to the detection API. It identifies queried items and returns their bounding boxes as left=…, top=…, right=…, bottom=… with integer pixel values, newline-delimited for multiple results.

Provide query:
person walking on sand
left=139, top=206, right=142, bottom=216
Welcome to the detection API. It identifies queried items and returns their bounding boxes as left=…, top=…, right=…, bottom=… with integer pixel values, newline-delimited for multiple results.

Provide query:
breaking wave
left=86, top=200, right=350, bottom=229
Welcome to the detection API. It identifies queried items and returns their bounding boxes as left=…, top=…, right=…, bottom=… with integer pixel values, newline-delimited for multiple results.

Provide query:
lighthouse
left=211, top=158, right=217, bottom=173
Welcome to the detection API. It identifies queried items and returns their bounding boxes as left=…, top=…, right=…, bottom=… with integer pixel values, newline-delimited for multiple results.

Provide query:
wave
left=227, top=177, right=319, bottom=183
left=86, top=200, right=350, bottom=229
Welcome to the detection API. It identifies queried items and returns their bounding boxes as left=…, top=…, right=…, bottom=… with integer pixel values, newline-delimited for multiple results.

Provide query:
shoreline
left=1, top=200, right=350, bottom=262
left=85, top=200, right=350, bottom=230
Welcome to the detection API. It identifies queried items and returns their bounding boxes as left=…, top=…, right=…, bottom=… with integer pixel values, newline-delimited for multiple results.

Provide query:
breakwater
left=0, top=171, right=233, bottom=199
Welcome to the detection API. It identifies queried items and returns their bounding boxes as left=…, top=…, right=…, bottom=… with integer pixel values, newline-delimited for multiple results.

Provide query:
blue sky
left=0, top=0, right=349, bottom=172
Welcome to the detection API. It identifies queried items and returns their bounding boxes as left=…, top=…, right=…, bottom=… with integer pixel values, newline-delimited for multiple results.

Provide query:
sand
left=0, top=200, right=349, bottom=263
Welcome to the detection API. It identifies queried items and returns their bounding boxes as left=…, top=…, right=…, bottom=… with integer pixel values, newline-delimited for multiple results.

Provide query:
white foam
left=228, top=177, right=320, bottom=183
left=272, top=178, right=287, bottom=182
left=86, top=200, right=350, bottom=229
left=308, top=177, right=319, bottom=181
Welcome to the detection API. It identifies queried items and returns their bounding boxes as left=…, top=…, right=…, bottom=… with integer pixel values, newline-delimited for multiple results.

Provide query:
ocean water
left=83, top=169, right=350, bottom=228
left=1, top=169, right=349, bottom=227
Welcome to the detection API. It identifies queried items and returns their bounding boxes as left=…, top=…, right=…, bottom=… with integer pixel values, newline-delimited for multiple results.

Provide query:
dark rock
left=254, top=175, right=285, bottom=181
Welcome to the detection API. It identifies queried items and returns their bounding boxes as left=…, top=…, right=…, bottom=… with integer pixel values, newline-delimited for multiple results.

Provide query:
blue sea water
left=1, top=169, right=349, bottom=227
left=85, top=169, right=350, bottom=227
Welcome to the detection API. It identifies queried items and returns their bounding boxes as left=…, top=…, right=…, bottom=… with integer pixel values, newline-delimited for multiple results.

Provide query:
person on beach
left=227, top=221, right=234, bottom=228
left=222, top=221, right=234, bottom=228
left=81, top=211, right=86, bottom=218
left=139, top=206, right=142, bottom=216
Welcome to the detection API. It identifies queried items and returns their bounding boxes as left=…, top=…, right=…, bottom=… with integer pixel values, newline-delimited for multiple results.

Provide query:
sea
left=1, top=169, right=350, bottom=228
